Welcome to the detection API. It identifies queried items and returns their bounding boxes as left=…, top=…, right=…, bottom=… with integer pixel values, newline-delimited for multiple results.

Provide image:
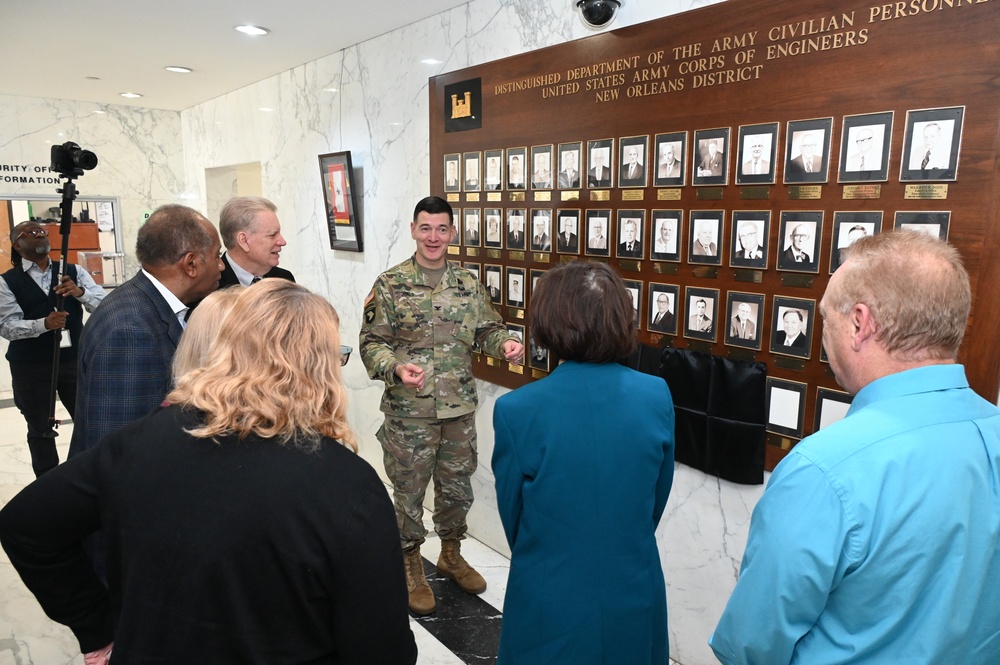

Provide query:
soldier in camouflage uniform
left=360, top=196, right=524, bottom=615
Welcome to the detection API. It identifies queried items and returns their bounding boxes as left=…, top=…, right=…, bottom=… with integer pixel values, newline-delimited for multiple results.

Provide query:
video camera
left=50, top=141, right=98, bottom=178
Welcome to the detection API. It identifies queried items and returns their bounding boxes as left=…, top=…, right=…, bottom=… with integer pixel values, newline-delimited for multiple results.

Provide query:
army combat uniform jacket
left=360, top=256, right=515, bottom=420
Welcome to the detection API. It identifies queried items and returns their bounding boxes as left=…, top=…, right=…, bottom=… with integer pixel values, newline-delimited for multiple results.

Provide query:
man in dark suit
left=507, top=215, right=524, bottom=249
left=657, top=143, right=681, bottom=179
left=70, top=204, right=223, bottom=458
left=688, top=299, right=712, bottom=332
left=729, top=303, right=757, bottom=340
left=558, top=151, right=580, bottom=189
left=698, top=140, right=724, bottom=177
left=774, top=309, right=807, bottom=348
left=588, top=150, right=611, bottom=188
left=788, top=133, right=822, bottom=175
left=531, top=218, right=551, bottom=252
left=649, top=293, right=675, bottom=333
left=781, top=223, right=813, bottom=265
left=557, top=217, right=578, bottom=252
left=620, top=146, right=645, bottom=187
left=217, top=197, right=295, bottom=287
left=617, top=219, right=643, bottom=258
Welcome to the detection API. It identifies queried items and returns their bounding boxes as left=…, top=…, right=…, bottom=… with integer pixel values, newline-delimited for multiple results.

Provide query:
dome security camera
left=576, top=0, right=623, bottom=28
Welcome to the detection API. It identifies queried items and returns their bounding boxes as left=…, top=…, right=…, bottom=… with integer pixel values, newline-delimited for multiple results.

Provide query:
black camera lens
left=51, top=141, right=98, bottom=175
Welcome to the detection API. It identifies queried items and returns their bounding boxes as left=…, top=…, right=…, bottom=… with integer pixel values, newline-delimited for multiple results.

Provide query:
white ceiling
left=0, top=0, right=470, bottom=112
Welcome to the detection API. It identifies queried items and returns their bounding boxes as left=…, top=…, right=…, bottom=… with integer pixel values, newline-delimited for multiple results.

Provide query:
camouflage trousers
left=377, top=412, right=478, bottom=552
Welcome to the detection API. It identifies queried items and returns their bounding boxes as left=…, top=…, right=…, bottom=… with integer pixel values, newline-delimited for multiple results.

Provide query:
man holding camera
left=1, top=221, right=105, bottom=476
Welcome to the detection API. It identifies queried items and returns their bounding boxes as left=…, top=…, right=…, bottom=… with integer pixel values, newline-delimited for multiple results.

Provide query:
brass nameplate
left=657, top=189, right=682, bottom=201
left=447, top=246, right=461, bottom=255
left=692, top=266, right=719, bottom=279
left=590, top=190, right=611, bottom=201
left=696, top=188, right=724, bottom=201
left=622, top=189, right=645, bottom=201
left=649, top=333, right=674, bottom=348
left=466, top=193, right=480, bottom=202
left=728, top=348, right=757, bottom=362
left=766, top=433, right=797, bottom=450
left=508, top=251, right=525, bottom=261
left=509, top=192, right=526, bottom=202
left=486, top=356, right=498, bottom=367
left=534, top=252, right=552, bottom=263
left=788, top=186, right=822, bottom=200
left=487, top=249, right=502, bottom=259
left=619, top=260, right=641, bottom=272
left=904, top=184, right=949, bottom=200
left=740, top=186, right=770, bottom=200
left=588, top=256, right=609, bottom=264
left=487, top=192, right=502, bottom=202
left=733, top=269, right=763, bottom=283
left=508, top=363, right=524, bottom=375
left=781, top=274, right=814, bottom=289
left=534, top=191, right=552, bottom=202
left=508, top=307, right=524, bottom=319
left=560, top=190, right=580, bottom=201
left=842, top=184, right=882, bottom=200
left=652, top=262, right=679, bottom=275
left=447, top=194, right=460, bottom=203
left=774, top=356, right=806, bottom=372
left=466, top=248, right=479, bottom=258
left=686, top=340, right=713, bottom=354
left=531, top=369, right=549, bottom=379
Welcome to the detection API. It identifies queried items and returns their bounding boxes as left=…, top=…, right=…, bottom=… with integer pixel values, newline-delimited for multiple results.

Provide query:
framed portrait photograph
left=528, top=336, right=551, bottom=372
left=505, top=209, right=526, bottom=250
left=653, top=131, right=686, bottom=187
left=449, top=208, right=464, bottom=246
left=616, top=209, right=646, bottom=259
left=619, top=135, right=650, bottom=188
left=815, top=387, right=853, bottom=432
left=555, top=208, right=581, bottom=254
left=724, top=291, right=765, bottom=351
left=893, top=211, right=951, bottom=240
left=463, top=262, right=481, bottom=281
left=776, top=211, right=823, bottom=273
left=766, top=377, right=807, bottom=438
left=783, top=118, right=833, bottom=184
left=484, top=210, right=504, bottom=249
left=900, top=106, right=964, bottom=182
left=483, top=149, right=504, bottom=191
left=689, top=210, right=724, bottom=266
left=770, top=296, right=816, bottom=359
left=736, top=122, right=779, bottom=185
left=650, top=210, right=682, bottom=262
left=484, top=264, right=502, bottom=305
left=647, top=282, right=680, bottom=335
left=684, top=286, right=719, bottom=342
left=463, top=151, right=482, bottom=192
left=584, top=209, right=612, bottom=257
left=529, top=268, right=546, bottom=302
left=506, top=146, right=527, bottom=190
left=557, top=141, right=583, bottom=190
left=462, top=208, right=481, bottom=248
left=506, top=323, right=525, bottom=348
left=838, top=111, right=893, bottom=183
left=729, top=210, right=770, bottom=269
left=530, top=144, right=554, bottom=190
left=506, top=267, right=526, bottom=308
left=693, top=127, right=730, bottom=186
left=830, top=211, right=882, bottom=273
left=443, top=153, right=461, bottom=192
left=530, top=209, right=553, bottom=252
left=587, top=138, right=614, bottom=189
left=623, top=279, right=643, bottom=329
left=319, top=150, right=363, bottom=252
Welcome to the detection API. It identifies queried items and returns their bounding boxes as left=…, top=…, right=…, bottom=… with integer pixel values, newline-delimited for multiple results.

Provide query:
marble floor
left=0, top=398, right=680, bottom=665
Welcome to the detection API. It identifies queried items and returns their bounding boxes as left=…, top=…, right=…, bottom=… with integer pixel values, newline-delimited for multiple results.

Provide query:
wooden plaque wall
left=429, top=0, right=1000, bottom=469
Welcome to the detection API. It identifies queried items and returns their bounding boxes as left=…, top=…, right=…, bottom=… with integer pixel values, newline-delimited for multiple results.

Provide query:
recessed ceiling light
left=323, top=87, right=339, bottom=93
left=420, top=58, right=442, bottom=65
left=166, top=66, right=193, bottom=74
left=120, top=92, right=142, bottom=99
left=94, top=110, right=106, bottom=114
left=235, top=25, right=270, bottom=36
left=259, top=107, right=274, bottom=113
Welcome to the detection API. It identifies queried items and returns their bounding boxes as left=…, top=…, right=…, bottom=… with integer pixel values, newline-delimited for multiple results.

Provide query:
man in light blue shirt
left=711, top=230, right=1000, bottom=664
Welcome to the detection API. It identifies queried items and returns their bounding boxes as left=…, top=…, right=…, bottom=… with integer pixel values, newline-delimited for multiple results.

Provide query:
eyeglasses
left=339, top=345, right=353, bottom=367
left=792, top=233, right=811, bottom=240
left=16, top=228, right=48, bottom=240
left=856, top=137, right=874, bottom=144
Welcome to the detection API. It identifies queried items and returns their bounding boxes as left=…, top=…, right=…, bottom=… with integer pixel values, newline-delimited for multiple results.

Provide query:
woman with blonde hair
left=0, top=280, right=417, bottom=665
left=171, top=285, right=243, bottom=381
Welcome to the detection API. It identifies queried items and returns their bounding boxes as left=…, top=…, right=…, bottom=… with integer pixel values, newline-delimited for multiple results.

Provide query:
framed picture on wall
left=689, top=210, right=724, bottom=266
left=619, top=135, right=650, bottom=188
left=528, top=336, right=551, bottom=372
left=557, top=141, right=583, bottom=189
left=776, top=211, right=823, bottom=273
left=463, top=262, right=481, bottom=280
left=483, top=149, right=504, bottom=191
left=653, top=131, right=686, bottom=187
left=730, top=210, right=770, bottom=269
left=584, top=209, right=612, bottom=257
left=693, top=127, right=730, bottom=186
left=530, top=144, right=554, bottom=190
left=530, top=209, right=553, bottom=251
left=815, top=387, right=853, bottom=432
left=506, top=147, right=527, bottom=190
left=505, top=209, right=526, bottom=250
left=893, top=211, right=951, bottom=240
left=449, top=208, right=463, bottom=246
left=783, top=117, right=833, bottom=185
left=724, top=291, right=765, bottom=351
left=647, top=282, right=679, bottom=335
left=463, top=151, right=482, bottom=192
left=587, top=138, right=614, bottom=188
left=735, top=122, right=778, bottom=185
left=900, top=106, right=964, bottom=182
left=830, top=211, right=882, bottom=273
left=770, top=296, right=815, bottom=360
left=506, top=267, right=526, bottom=308
left=484, top=264, right=502, bottom=304
left=318, top=150, right=363, bottom=252
left=529, top=268, right=546, bottom=303
left=766, top=377, right=807, bottom=439
left=463, top=208, right=481, bottom=247
left=650, top=210, right=682, bottom=262
left=838, top=111, right=893, bottom=183
left=623, top=279, right=643, bottom=329
left=484, top=210, right=504, bottom=249
left=555, top=209, right=581, bottom=254
left=684, top=286, right=719, bottom=342
left=444, top=153, right=461, bottom=192
left=616, top=209, right=646, bottom=259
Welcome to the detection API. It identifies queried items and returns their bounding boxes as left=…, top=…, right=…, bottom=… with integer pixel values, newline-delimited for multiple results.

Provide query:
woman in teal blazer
left=493, top=261, right=676, bottom=665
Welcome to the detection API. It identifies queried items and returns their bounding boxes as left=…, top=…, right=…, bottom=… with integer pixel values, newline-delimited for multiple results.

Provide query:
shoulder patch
left=363, top=290, right=376, bottom=324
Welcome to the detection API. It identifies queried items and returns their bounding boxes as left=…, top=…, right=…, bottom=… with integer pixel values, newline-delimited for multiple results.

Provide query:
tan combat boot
left=403, top=547, right=436, bottom=615
left=437, top=539, right=487, bottom=594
